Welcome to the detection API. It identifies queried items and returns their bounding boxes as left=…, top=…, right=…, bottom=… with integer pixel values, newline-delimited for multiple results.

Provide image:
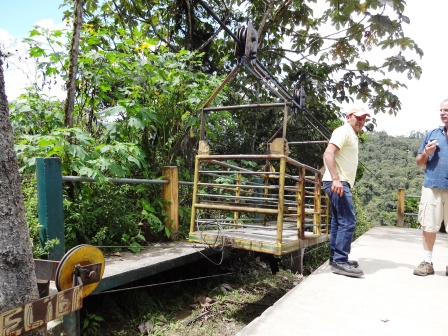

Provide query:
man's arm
left=323, top=143, right=343, bottom=196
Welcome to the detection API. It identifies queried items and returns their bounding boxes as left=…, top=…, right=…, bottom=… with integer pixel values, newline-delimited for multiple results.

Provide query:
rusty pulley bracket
left=293, top=86, right=306, bottom=110
left=34, top=259, right=60, bottom=281
left=235, top=23, right=258, bottom=64
left=73, top=262, right=103, bottom=287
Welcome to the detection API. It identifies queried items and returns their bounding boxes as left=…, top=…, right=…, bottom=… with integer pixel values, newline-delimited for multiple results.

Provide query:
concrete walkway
left=237, top=226, right=448, bottom=336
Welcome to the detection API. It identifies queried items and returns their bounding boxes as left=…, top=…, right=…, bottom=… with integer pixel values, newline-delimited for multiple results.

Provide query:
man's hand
left=425, top=139, right=438, bottom=156
left=331, top=179, right=344, bottom=196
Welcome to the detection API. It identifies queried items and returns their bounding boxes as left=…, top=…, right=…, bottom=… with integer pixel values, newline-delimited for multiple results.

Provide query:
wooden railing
left=36, top=158, right=182, bottom=260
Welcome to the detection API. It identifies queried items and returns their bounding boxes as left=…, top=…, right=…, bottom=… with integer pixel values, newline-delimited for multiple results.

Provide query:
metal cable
left=193, top=213, right=228, bottom=265
left=91, top=272, right=233, bottom=295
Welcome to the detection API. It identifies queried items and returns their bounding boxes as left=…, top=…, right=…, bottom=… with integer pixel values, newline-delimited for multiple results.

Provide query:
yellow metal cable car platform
left=188, top=9, right=330, bottom=263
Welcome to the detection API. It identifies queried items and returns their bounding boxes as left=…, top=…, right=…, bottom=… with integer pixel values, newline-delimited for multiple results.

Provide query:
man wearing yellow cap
left=322, top=107, right=370, bottom=277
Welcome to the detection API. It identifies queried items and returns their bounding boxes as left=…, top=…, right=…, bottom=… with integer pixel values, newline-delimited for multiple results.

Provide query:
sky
left=0, top=1, right=65, bottom=38
left=0, top=0, right=66, bottom=100
left=369, top=2, right=447, bottom=136
left=0, top=1, right=446, bottom=137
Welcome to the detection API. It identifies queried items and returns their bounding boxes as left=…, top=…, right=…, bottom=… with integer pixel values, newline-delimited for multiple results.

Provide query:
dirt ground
left=83, top=251, right=304, bottom=335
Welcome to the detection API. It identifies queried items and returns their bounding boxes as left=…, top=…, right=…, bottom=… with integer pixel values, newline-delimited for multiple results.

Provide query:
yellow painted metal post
left=162, top=166, right=179, bottom=238
left=189, top=157, right=201, bottom=237
left=263, top=174, right=270, bottom=226
left=234, top=173, right=241, bottom=224
left=323, top=189, right=329, bottom=234
left=397, top=188, right=405, bottom=227
left=283, top=102, right=288, bottom=139
left=296, top=180, right=302, bottom=238
left=296, top=167, right=306, bottom=240
left=313, top=172, right=322, bottom=235
left=253, top=177, right=264, bottom=225
left=276, top=157, right=287, bottom=248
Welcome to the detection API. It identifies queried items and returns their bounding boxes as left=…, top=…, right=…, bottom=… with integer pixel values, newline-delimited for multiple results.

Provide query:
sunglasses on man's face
left=350, top=114, right=367, bottom=121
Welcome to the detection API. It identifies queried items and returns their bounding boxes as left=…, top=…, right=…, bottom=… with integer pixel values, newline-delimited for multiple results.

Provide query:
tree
left=11, top=24, right=227, bottom=247
left=0, top=51, right=45, bottom=335
left=73, top=0, right=422, bottom=110
left=64, top=0, right=85, bottom=129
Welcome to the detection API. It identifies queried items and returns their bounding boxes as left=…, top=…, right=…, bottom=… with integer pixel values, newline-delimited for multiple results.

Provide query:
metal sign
left=0, top=285, right=83, bottom=336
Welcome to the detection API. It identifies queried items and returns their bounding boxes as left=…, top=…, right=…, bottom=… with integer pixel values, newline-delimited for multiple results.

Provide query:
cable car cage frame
left=188, top=1, right=330, bottom=257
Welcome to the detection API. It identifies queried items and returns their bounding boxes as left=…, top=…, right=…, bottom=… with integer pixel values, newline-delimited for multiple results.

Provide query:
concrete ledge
left=47, top=241, right=221, bottom=335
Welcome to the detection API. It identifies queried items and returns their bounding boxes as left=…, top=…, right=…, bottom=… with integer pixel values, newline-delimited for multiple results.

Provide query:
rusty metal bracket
left=75, top=262, right=102, bottom=286
left=34, top=259, right=60, bottom=281
left=269, top=138, right=289, bottom=155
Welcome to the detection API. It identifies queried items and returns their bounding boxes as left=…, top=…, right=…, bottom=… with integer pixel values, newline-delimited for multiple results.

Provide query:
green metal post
left=36, top=158, right=80, bottom=335
left=36, top=157, right=65, bottom=260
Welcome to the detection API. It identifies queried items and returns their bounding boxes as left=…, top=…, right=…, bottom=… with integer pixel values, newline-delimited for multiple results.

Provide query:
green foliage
left=356, top=130, right=425, bottom=227
left=82, top=313, right=105, bottom=336
left=63, top=183, right=166, bottom=251
left=55, top=0, right=423, bottom=165
left=141, top=198, right=169, bottom=238
left=10, top=90, right=147, bottom=180
left=10, top=23, right=226, bottom=249
left=33, top=239, right=62, bottom=259
left=22, top=26, right=68, bottom=83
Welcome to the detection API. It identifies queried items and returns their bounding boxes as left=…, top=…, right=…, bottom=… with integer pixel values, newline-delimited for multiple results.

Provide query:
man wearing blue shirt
left=413, top=98, right=448, bottom=276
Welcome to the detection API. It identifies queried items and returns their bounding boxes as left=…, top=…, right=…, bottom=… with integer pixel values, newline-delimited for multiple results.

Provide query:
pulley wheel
left=54, top=244, right=88, bottom=286
left=235, top=26, right=247, bottom=57
left=293, top=86, right=306, bottom=108
left=237, top=26, right=247, bottom=45
left=55, top=244, right=105, bottom=297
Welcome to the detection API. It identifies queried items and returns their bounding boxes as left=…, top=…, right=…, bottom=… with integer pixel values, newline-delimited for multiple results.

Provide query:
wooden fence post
left=397, top=188, right=405, bottom=227
left=162, top=166, right=179, bottom=239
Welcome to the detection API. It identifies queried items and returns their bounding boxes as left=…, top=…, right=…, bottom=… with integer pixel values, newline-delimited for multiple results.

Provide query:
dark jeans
left=323, top=181, right=356, bottom=264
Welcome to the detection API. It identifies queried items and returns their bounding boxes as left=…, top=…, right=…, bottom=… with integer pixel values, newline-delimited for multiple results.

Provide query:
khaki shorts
left=418, top=187, right=448, bottom=232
